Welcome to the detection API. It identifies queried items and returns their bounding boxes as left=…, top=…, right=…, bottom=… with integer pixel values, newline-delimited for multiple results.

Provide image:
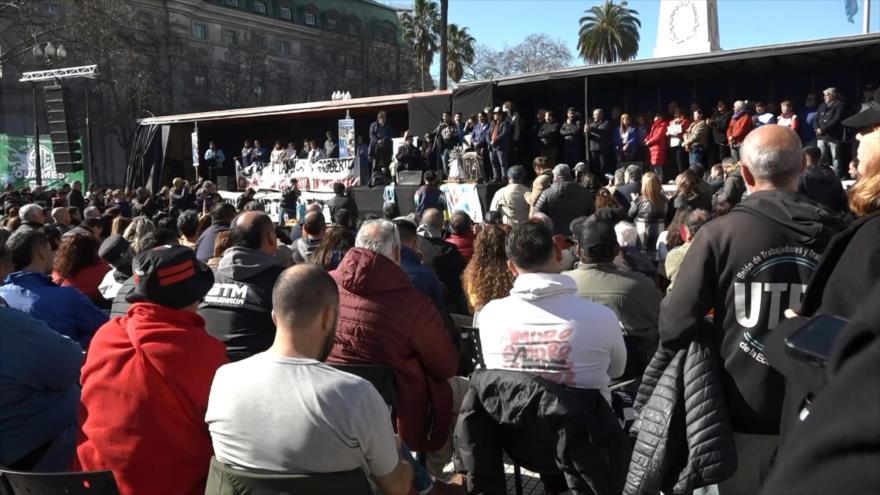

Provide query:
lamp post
left=30, top=41, right=68, bottom=187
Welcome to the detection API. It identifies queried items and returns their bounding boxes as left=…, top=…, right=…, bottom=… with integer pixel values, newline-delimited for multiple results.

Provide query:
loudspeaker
left=44, top=85, right=82, bottom=173
left=397, top=170, right=423, bottom=186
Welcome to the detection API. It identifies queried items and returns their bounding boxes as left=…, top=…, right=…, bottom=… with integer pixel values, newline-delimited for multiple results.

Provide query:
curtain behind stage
left=407, top=93, right=453, bottom=139
left=125, top=124, right=165, bottom=192
left=453, top=82, right=493, bottom=117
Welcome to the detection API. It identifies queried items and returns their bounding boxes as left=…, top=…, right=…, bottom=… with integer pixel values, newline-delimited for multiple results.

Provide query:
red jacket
left=447, top=232, right=475, bottom=261
left=727, top=112, right=753, bottom=145
left=75, top=303, right=228, bottom=495
left=645, top=119, right=669, bottom=167
left=328, top=248, right=457, bottom=452
left=52, top=261, right=111, bottom=302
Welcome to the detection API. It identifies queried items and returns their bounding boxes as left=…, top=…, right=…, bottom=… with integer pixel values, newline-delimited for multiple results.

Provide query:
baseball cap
left=576, top=219, right=619, bottom=256
left=126, top=245, right=214, bottom=309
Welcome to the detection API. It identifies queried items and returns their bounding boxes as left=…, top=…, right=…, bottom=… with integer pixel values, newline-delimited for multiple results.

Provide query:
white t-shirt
left=205, top=353, right=398, bottom=476
left=478, top=273, right=627, bottom=403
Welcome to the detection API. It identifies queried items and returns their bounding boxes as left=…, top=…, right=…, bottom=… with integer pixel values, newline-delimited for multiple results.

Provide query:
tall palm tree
left=446, top=24, right=475, bottom=83
left=400, top=0, right=439, bottom=91
left=577, top=0, right=641, bottom=64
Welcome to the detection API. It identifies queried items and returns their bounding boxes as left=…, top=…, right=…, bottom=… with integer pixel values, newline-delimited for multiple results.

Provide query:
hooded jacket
left=478, top=273, right=627, bottom=404
left=76, top=303, right=228, bottom=495
left=326, top=248, right=458, bottom=452
left=659, top=190, right=846, bottom=434
left=0, top=271, right=108, bottom=349
left=199, top=247, right=284, bottom=360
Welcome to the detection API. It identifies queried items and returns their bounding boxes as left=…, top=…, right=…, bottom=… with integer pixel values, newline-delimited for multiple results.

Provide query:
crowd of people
left=0, top=87, right=878, bottom=495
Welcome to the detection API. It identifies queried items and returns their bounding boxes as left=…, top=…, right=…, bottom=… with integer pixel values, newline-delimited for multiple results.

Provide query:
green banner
left=0, top=133, right=85, bottom=189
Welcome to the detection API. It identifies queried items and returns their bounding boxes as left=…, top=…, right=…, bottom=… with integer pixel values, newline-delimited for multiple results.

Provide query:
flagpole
left=865, top=0, right=872, bottom=33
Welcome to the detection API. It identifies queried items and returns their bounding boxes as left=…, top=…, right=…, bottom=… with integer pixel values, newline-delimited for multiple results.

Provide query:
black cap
left=842, top=101, right=880, bottom=130
left=126, top=245, right=214, bottom=309
left=99, top=235, right=131, bottom=266
left=576, top=219, right=618, bottom=254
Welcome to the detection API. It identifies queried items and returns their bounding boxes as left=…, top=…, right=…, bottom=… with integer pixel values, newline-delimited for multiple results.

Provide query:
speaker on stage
left=397, top=171, right=423, bottom=186
left=44, top=85, right=82, bottom=173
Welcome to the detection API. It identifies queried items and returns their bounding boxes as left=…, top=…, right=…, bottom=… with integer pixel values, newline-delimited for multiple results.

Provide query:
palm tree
left=577, top=0, right=641, bottom=64
left=446, top=24, right=475, bottom=83
left=400, top=0, right=439, bottom=91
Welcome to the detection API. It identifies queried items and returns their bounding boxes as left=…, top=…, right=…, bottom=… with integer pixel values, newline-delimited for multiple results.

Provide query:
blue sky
left=402, top=0, right=880, bottom=77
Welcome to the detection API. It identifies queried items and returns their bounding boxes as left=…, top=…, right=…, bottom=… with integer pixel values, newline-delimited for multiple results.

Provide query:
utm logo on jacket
left=204, top=283, right=248, bottom=306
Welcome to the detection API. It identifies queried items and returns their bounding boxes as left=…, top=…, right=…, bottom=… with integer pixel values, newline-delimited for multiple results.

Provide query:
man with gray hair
left=327, top=219, right=463, bottom=477
left=534, top=164, right=595, bottom=236
left=814, top=87, right=845, bottom=176
left=83, top=206, right=101, bottom=219
left=613, top=164, right=643, bottom=210
left=658, top=125, right=847, bottom=495
left=17, top=204, right=45, bottom=233
left=727, top=100, right=754, bottom=162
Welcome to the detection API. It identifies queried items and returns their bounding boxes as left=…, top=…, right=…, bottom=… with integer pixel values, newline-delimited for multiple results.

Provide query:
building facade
left=0, top=0, right=415, bottom=186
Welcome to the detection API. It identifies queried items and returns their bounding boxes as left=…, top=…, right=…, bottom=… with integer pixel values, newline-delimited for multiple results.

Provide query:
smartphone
left=784, top=314, right=849, bottom=366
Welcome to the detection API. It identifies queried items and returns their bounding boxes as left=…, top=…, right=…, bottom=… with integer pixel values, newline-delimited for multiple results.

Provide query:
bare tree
left=463, top=33, right=572, bottom=81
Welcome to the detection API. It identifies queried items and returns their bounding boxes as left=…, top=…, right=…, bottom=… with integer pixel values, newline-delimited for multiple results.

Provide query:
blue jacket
left=399, top=246, right=445, bottom=315
left=0, top=271, right=108, bottom=349
left=0, top=306, right=82, bottom=466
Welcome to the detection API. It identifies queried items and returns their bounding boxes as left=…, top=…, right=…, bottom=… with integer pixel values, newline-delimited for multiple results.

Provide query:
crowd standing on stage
left=1, top=85, right=879, bottom=495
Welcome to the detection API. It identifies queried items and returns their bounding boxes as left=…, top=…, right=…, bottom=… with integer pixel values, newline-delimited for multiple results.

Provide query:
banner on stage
left=191, top=131, right=199, bottom=168
left=247, top=157, right=360, bottom=192
left=440, top=183, right=483, bottom=223
left=338, top=119, right=355, bottom=159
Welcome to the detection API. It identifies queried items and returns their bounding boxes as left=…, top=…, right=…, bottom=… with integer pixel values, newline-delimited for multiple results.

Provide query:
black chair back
left=0, top=469, right=118, bottom=495
left=458, top=325, right=485, bottom=376
left=328, top=363, right=397, bottom=409
left=205, top=456, right=372, bottom=495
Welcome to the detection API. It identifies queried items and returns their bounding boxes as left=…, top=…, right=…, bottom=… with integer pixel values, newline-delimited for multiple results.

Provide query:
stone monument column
left=654, top=0, right=721, bottom=58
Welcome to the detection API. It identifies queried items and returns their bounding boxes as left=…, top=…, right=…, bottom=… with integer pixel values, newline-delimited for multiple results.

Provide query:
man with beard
left=205, top=265, right=415, bottom=495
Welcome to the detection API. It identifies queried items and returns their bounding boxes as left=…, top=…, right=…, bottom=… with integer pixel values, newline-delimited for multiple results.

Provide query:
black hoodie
left=659, top=190, right=847, bottom=434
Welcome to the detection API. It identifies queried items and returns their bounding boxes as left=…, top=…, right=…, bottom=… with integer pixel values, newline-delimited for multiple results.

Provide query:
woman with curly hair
left=462, top=224, right=515, bottom=322
left=51, top=233, right=110, bottom=304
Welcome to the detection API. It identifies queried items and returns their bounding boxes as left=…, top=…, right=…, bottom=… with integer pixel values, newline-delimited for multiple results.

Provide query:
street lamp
left=29, top=42, right=69, bottom=187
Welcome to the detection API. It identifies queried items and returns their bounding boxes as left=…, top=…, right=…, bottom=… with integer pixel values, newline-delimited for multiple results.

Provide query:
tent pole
left=584, top=76, right=590, bottom=170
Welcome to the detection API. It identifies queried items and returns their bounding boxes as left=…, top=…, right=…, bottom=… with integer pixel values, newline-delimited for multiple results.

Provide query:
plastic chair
left=0, top=468, right=119, bottom=495
left=205, top=457, right=372, bottom=495
left=328, top=363, right=397, bottom=409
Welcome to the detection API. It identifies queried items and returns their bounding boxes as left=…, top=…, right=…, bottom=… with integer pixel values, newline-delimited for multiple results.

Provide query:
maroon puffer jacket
left=328, top=247, right=458, bottom=452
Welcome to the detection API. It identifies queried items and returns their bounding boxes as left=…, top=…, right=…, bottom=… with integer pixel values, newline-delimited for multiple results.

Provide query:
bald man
left=659, top=125, right=847, bottom=495
left=199, top=211, right=284, bottom=361
left=206, top=265, right=414, bottom=495
left=292, top=210, right=325, bottom=264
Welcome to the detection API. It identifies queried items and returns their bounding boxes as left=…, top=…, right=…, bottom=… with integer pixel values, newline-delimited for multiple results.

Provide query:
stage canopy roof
left=138, top=90, right=452, bottom=126
left=458, top=33, right=880, bottom=88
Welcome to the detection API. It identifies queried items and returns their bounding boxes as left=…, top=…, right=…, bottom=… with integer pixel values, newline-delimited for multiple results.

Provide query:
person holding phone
left=765, top=89, right=880, bottom=455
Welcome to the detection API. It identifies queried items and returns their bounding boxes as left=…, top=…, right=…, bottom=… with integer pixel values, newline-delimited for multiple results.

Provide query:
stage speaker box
left=44, top=85, right=82, bottom=173
left=218, top=176, right=237, bottom=192
left=397, top=171, right=423, bottom=186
